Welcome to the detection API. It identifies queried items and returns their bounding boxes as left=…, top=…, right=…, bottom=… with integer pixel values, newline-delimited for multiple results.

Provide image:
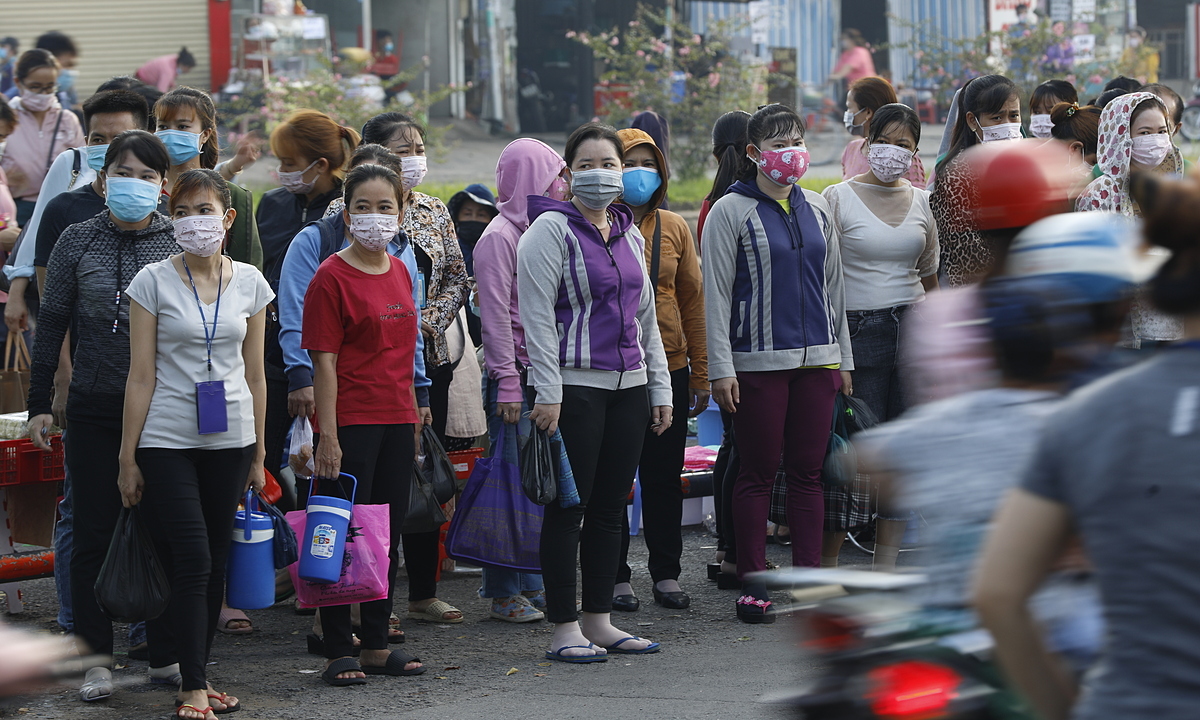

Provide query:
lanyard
left=181, top=256, right=222, bottom=378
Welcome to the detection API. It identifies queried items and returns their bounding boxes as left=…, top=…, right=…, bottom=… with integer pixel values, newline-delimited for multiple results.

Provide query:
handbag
left=286, top=504, right=390, bottom=608
left=257, top=490, right=299, bottom=569
left=94, top=507, right=171, bottom=622
left=401, top=462, right=448, bottom=534
left=0, top=332, right=31, bottom=415
left=444, top=424, right=544, bottom=572
left=420, top=424, right=457, bottom=505
left=518, top=426, right=558, bottom=506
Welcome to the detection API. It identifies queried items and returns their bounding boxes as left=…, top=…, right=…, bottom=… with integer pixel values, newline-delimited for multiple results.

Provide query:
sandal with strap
left=361, top=650, right=425, bottom=676
left=321, top=657, right=367, bottom=686
left=545, top=643, right=608, bottom=664
left=408, top=599, right=463, bottom=623
left=736, top=594, right=776, bottom=624
left=206, top=690, right=240, bottom=714
left=174, top=704, right=217, bottom=720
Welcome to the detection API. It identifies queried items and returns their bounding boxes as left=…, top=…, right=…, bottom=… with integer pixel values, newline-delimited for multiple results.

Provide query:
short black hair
left=103, top=129, right=170, bottom=178
left=170, top=168, right=231, bottom=215
left=564, top=122, right=624, bottom=168
left=741, top=104, right=806, bottom=180
left=1104, top=76, right=1141, bottom=93
left=1030, top=79, right=1077, bottom=112
left=343, top=163, right=404, bottom=210
left=361, top=111, right=426, bottom=146
left=1095, top=88, right=1131, bottom=109
left=349, top=143, right=404, bottom=175
left=177, top=47, right=195, bottom=69
left=0, top=95, right=15, bottom=128
left=1141, top=83, right=1184, bottom=129
left=35, top=31, right=77, bottom=58
left=867, top=103, right=921, bottom=146
left=0, top=38, right=18, bottom=51
left=83, top=90, right=150, bottom=133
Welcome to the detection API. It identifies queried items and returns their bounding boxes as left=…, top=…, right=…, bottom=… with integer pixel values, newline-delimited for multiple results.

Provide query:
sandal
left=206, top=689, right=240, bottom=714
left=408, top=599, right=463, bottom=623
left=604, top=636, right=661, bottom=655
left=218, top=608, right=253, bottom=635
left=321, top=657, right=368, bottom=686
left=175, top=704, right=217, bottom=720
left=736, top=595, right=776, bottom=624
left=80, top=666, right=113, bottom=702
left=545, top=643, right=608, bottom=664
left=361, top=650, right=425, bottom=676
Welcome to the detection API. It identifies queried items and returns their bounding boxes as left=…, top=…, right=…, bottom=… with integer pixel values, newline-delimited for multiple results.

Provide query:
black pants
left=66, top=419, right=174, bottom=663
left=265, top=376, right=293, bottom=509
left=406, top=360, right=452, bottom=603
left=137, top=445, right=255, bottom=691
left=319, top=424, right=414, bottom=659
left=542, top=385, right=649, bottom=624
left=712, top=410, right=739, bottom=563
left=618, top=368, right=689, bottom=584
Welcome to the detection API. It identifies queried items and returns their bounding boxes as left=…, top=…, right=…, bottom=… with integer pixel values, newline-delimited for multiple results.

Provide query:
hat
left=463, top=183, right=496, bottom=209
left=961, top=139, right=1076, bottom=231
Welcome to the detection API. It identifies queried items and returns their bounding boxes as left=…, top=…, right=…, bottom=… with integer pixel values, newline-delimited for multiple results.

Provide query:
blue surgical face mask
left=86, top=144, right=109, bottom=173
left=58, top=69, right=78, bottom=93
left=104, top=176, right=162, bottom=222
left=156, top=129, right=202, bottom=165
left=621, top=167, right=662, bottom=207
left=384, top=42, right=395, bottom=53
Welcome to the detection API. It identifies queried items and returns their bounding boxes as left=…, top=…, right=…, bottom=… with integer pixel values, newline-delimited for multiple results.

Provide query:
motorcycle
left=1180, top=80, right=1200, bottom=142
left=756, top=568, right=1038, bottom=720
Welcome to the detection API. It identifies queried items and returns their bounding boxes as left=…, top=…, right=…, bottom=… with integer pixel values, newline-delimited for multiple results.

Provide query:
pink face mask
left=753, top=145, right=810, bottom=186
left=545, top=174, right=570, bottom=201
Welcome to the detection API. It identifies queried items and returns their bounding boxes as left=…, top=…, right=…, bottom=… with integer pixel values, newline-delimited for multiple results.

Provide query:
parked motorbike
left=1180, top=81, right=1200, bottom=142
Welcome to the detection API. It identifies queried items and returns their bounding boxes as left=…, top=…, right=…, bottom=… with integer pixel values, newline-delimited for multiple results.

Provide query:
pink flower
left=708, top=73, right=721, bottom=88
left=565, top=30, right=577, bottom=38
left=628, top=20, right=639, bottom=27
left=693, top=34, right=702, bottom=44
left=610, top=36, right=620, bottom=46
left=636, top=50, right=646, bottom=57
left=678, top=46, right=691, bottom=56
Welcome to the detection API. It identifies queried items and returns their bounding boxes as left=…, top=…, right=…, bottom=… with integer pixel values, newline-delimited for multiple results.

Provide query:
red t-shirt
left=302, top=254, right=418, bottom=427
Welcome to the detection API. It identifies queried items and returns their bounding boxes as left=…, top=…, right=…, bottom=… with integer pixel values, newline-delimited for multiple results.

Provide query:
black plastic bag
left=94, top=507, right=171, bottom=623
left=839, top=394, right=879, bottom=437
left=402, top=462, right=448, bottom=534
left=519, top=426, right=558, bottom=506
left=257, top=491, right=299, bottom=569
left=421, top=425, right=457, bottom=505
left=822, top=394, right=868, bottom=488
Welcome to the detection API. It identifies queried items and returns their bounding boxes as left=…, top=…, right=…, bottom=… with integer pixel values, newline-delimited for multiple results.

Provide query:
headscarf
left=1077, top=91, right=1183, bottom=216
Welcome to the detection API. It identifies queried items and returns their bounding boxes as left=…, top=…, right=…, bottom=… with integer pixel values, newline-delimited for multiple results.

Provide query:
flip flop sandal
left=217, top=608, right=253, bottom=635
left=80, top=667, right=113, bottom=702
left=361, top=650, right=425, bottom=676
left=544, top=643, right=608, bottom=664
left=321, top=657, right=368, bottom=686
left=408, top=599, right=463, bottom=623
left=604, top=637, right=661, bottom=655
left=174, top=704, right=217, bottom=720
left=206, top=690, right=240, bottom=714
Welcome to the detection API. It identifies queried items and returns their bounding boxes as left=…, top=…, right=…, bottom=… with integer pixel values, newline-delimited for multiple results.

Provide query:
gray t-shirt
left=1023, top=351, right=1200, bottom=719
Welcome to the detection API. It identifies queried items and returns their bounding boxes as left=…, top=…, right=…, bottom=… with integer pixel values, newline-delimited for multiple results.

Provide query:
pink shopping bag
left=286, top=504, right=390, bottom=608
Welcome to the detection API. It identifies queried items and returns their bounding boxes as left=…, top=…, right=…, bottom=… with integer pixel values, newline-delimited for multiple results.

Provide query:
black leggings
left=542, top=385, right=649, bottom=624
left=318, top=424, right=414, bottom=659
left=137, top=445, right=255, bottom=692
left=66, top=419, right=175, bottom=665
left=618, top=368, right=689, bottom=584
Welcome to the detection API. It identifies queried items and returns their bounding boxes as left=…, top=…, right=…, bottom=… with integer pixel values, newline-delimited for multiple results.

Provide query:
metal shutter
left=0, top=0, right=210, bottom=97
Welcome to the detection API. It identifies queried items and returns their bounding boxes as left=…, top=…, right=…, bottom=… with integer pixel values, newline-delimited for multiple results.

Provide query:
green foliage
left=569, top=4, right=767, bottom=181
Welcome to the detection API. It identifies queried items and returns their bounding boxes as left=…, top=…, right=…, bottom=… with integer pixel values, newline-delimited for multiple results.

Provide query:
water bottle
left=298, top=473, right=357, bottom=584
left=227, top=490, right=275, bottom=609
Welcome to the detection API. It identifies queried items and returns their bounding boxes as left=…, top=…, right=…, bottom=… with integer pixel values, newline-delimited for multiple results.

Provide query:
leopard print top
left=930, top=157, right=989, bottom=287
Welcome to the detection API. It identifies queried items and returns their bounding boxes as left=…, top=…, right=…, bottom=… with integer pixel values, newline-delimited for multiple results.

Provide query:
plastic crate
left=19, top=436, right=64, bottom=484
left=447, top=447, right=485, bottom=482
left=0, top=438, right=29, bottom=486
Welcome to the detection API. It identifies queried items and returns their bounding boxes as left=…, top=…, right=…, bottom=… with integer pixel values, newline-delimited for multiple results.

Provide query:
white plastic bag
left=288, top=416, right=315, bottom=477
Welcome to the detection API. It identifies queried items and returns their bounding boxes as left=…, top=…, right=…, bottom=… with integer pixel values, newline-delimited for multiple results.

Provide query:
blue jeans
left=846, top=306, right=911, bottom=423
left=478, top=372, right=543, bottom=599
left=54, top=432, right=146, bottom=645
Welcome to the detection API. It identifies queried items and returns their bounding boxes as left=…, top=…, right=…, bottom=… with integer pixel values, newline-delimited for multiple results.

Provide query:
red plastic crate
left=0, top=439, right=25, bottom=486
left=447, top=447, right=484, bottom=482
left=19, top=436, right=64, bottom=484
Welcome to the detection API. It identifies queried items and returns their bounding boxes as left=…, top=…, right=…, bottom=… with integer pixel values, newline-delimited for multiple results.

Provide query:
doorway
left=840, top=0, right=890, bottom=78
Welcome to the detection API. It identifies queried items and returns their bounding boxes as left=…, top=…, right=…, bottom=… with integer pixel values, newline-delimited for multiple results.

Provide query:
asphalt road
left=0, top=526, right=885, bottom=720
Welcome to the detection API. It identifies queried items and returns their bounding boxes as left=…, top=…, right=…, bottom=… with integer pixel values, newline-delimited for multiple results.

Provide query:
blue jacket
left=278, top=213, right=430, bottom=404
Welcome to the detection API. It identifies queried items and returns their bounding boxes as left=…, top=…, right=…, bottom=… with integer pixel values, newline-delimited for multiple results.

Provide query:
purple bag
left=444, top=424, right=544, bottom=572
left=286, top=504, right=390, bottom=608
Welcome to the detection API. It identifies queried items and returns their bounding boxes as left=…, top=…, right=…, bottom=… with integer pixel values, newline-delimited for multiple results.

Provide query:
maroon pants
left=731, top=368, right=840, bottom=578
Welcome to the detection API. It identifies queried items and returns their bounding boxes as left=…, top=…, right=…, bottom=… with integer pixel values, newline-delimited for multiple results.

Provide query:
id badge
left=196, top=380, right=228, bottom=435
left=416, top=269, right=427, bottom=309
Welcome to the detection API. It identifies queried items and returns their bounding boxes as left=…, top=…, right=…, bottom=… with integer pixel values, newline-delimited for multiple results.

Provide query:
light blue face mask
left=86, top=144, right=109, bottom=173
left=621, top=167, right=662, bottom=207
left=155, top=129, right=202, bottom=165
left=105, top=176, right=162, bottom=222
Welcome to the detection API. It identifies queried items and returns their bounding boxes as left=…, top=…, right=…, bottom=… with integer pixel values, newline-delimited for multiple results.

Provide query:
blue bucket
left=227, top=490, right=275, bottom=609
left=298, top=473, right=357, bottom=584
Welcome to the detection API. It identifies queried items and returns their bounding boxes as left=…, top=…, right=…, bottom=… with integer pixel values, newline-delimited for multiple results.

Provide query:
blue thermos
left=298, top=473, right=357, bottom=584
left=227, top=491, right=275, bottom=609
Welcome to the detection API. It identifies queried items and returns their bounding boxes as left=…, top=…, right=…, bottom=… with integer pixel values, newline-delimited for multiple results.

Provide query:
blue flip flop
left=545, top=643, right=609, bottom=664
left=604, top=637, right=661, bottom=655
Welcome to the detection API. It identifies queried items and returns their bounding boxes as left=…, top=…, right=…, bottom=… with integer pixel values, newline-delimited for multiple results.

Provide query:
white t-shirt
left=125, top=256, right=274, bottom=450
left=822, top=179, right=939, bottom=311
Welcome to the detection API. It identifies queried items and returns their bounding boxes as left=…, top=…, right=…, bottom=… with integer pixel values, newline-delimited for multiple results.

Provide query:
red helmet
left=960, top=139, right=1076, bottom=230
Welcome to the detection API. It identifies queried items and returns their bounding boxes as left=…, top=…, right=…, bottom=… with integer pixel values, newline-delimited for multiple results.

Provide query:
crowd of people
left=0, top=28, right=1194, bottom=718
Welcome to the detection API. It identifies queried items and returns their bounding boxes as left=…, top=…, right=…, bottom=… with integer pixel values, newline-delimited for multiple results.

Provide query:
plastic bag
left=94, top=507, right=171, bottom=623
left=401, top=462, right=448, bottom=534
left=288, top=416, right=314, bottom=477
left=445, top=424, right=543, bottom=572
left=420, top=425, right=457, bottom=505
left=822, top=393, right=868, bottom=487
left=257, top=491, right=299, bottom=569
left=286, top=504, right=390, bottom=608
left=519, top=426, right=558, bottom=506
left=839, top=394, right=879, bottom=437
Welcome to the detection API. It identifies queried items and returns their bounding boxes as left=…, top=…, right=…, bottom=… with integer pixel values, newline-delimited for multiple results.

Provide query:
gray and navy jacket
left=703, top=180, right=853, bottom=380
left=516, top=196, right=672, bottom=407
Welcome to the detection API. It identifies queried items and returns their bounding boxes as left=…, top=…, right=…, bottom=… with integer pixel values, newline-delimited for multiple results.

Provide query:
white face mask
left=1029, top=114, right=1054, bottom=139
left=173, top=215, right=227, bottom=257
left=20, top=88, right=55, bottom=112
left=866, top=143, right=915, bottom=183
left=1130, top=133, right=1173, bottom=168
left=348, top=213, right=399, bottom=251
left=976, top=121, right=1023, bottom=143
left=400, top=155, right=427, bottom=190
left=275, top=159, right=319, bottom=194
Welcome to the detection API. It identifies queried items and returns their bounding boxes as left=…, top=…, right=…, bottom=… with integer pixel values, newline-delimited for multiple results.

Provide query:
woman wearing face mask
left=119, top=169, right=271, bottom=720
left=704, top=104, right=853, bottom=622
left=1, top=49, right=83, bottom=226
left=610, top=127, right=707, bottom=612
left=1078, top=92, right=1183, bottom=349
left=698, top=111, right=751, bottom=247
left=820, top=104, right=939, bottom=570
left=840, top=76, right=927, bottom=186
left=303, top=163, right=427, bottom=685
left=27, top=130, right=180, bottom=702
left=518, top=122, right=672, bottom=661
left=1029, top=79, right=1077, bottom=139
left=154, top=87, right=262, bottom=269
left=1049, top=102, right=1101, bottom=172
left=931, top=74, right=1022, bottom=287
left=446, top=183, right=498, bottom=347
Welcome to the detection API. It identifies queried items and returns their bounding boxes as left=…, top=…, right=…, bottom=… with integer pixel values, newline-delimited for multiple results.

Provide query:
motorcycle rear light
left=802, top=611, right=861, bottom=652
left=866, top=660, right=961, bottom=718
